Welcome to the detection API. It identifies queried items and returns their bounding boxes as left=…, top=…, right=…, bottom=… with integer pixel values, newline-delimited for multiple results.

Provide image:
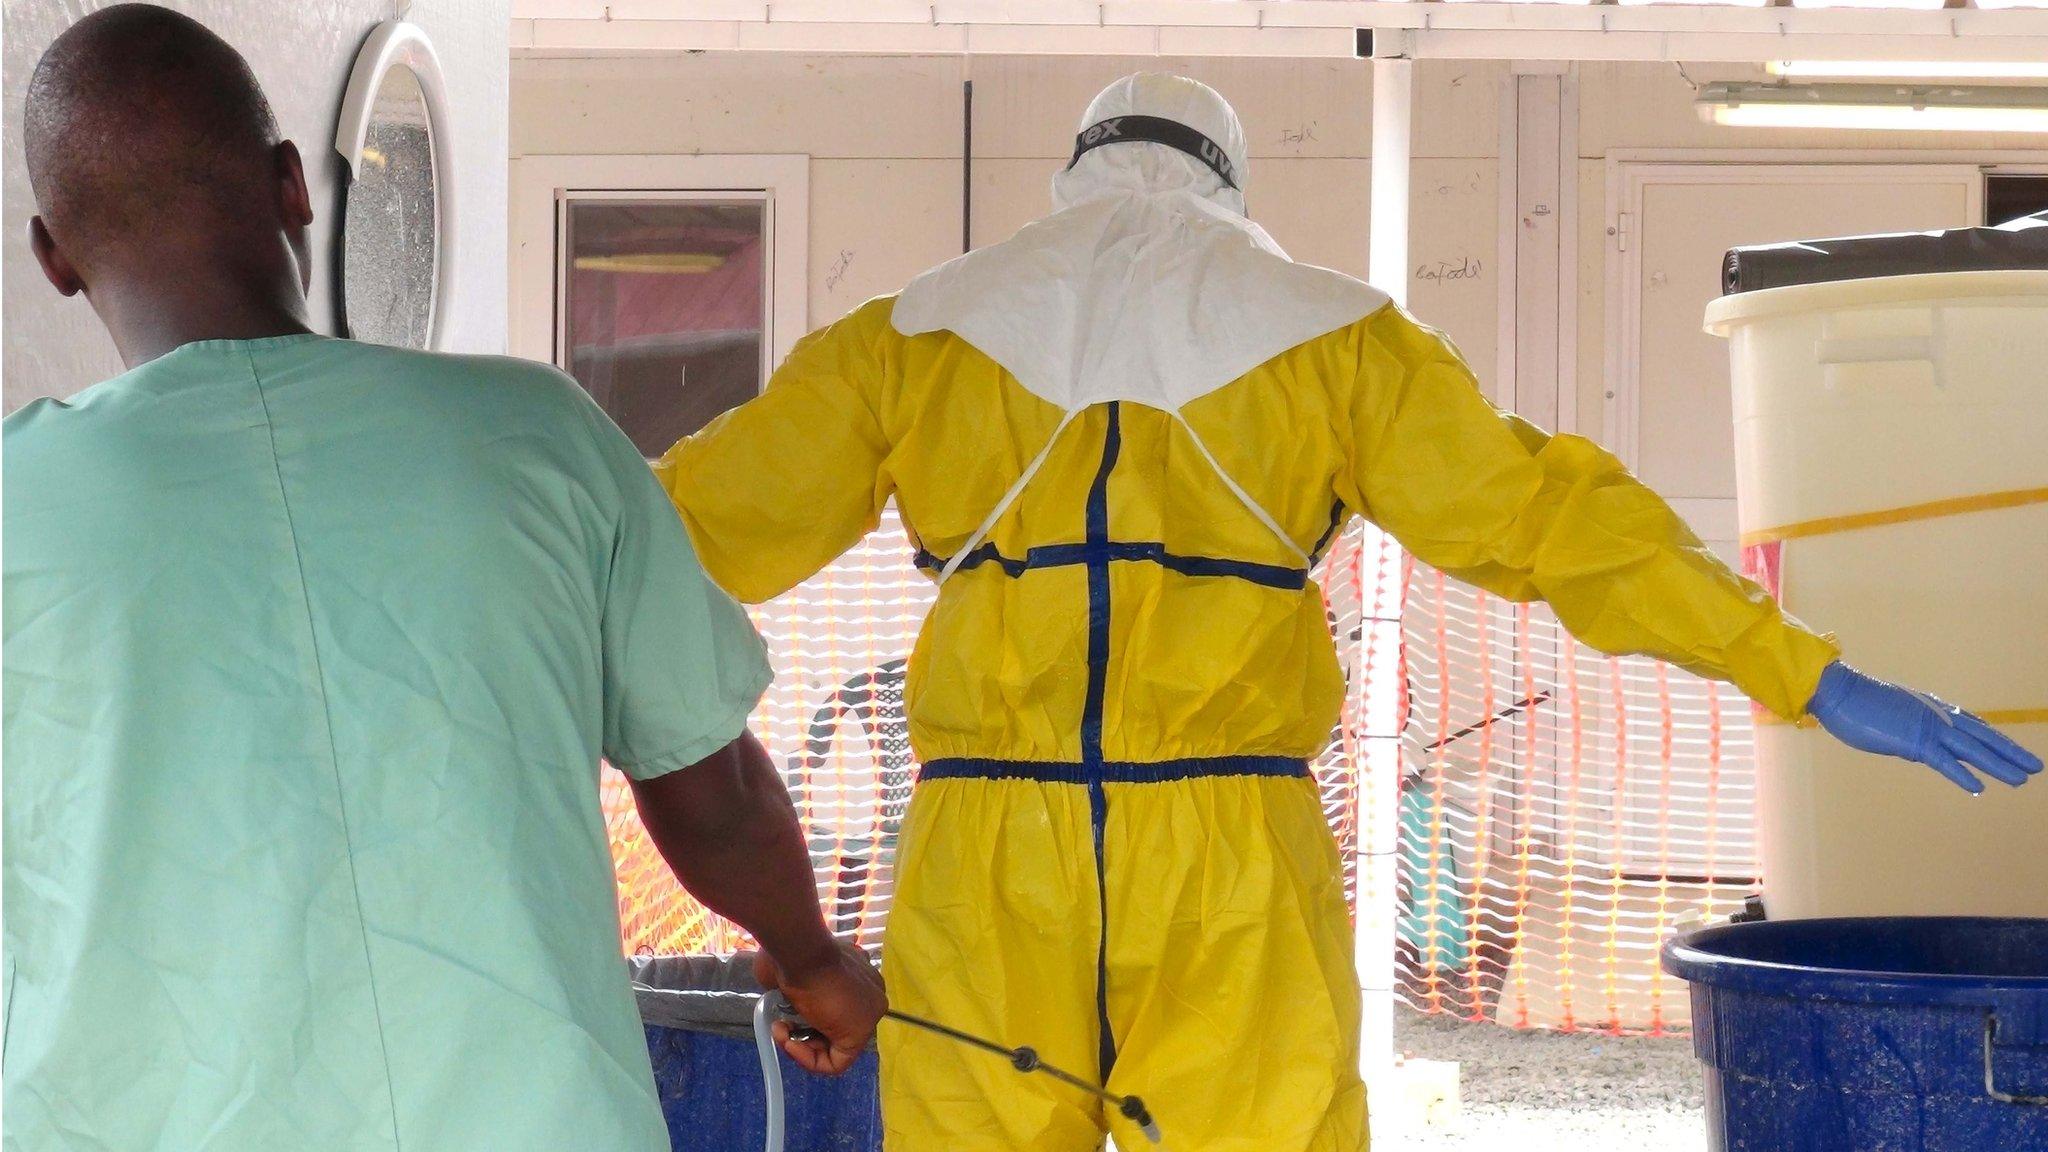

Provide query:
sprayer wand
left=754, top=995, right=1163, bottom=1151
left=881, top=1009, right=1162, bottom=1144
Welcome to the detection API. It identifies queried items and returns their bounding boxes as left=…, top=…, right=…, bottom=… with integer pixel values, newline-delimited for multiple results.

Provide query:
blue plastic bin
left=631, top=955, right=882, bottom=1152
left=1663, top=918, right=2048, bottom=1151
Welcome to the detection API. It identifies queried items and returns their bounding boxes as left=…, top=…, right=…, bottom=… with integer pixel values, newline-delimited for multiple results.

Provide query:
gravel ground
left=1373, top=1008, right=1708, bottom=1152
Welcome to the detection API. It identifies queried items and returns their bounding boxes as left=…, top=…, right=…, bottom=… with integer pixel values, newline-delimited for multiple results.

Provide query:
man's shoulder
left=3, top=354, right=160, bottom=435
left=3, top=394, right=76, bottom=443
left=334, top=341, right=588, bottom=411
left=325, top=341, right=618, bottom=447
left=3, top=377, right=128, bottom=476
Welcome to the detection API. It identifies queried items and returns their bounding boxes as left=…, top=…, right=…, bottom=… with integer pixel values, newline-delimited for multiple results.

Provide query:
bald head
left=24, top=4, right=315, bottom=364
left=26, top=3, right=287, bottom=269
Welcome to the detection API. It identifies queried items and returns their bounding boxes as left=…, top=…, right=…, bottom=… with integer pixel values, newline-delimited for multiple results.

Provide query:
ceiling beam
left=512, top=1, right=2048, bottom=63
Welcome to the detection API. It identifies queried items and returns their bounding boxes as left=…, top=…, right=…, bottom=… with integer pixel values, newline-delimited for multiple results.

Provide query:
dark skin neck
left=87, top=255, right=314, bottom=369
left=30, top=140, right=319, bottom=369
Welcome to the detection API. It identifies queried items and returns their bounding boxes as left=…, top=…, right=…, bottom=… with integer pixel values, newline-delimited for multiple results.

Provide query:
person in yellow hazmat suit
left=657, top=74, right=2040, bottom=1152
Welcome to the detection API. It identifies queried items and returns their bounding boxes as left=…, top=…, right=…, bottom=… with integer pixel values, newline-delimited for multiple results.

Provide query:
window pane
left=565, top=200, right=765, bottom=456
left=1988, top=174, right=2048, bottom=225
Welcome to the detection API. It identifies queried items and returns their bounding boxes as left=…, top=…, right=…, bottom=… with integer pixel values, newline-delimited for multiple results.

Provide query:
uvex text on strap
left=1068, top=114, right=1237, bottom=190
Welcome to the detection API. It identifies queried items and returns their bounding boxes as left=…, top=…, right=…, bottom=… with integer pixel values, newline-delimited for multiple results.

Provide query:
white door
left=1604, top=162, right=1982, bottom=875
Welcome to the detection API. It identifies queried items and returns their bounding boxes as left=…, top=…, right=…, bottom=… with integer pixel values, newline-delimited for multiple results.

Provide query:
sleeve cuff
left=610, top=667, right=772, bottom=782
left=1751, top=627, right=1842, bottom=725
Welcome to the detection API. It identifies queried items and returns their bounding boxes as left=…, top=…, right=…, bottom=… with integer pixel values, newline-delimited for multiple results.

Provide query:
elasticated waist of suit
left=919, top=756, right=1310, bottom=784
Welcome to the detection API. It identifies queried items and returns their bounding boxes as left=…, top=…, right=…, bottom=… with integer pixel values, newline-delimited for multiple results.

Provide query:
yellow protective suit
left=657, top=295, right=1838, bottom=1151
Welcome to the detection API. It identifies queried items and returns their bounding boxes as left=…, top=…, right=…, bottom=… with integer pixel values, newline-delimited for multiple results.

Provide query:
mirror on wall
left=335, top=22, right=454, bottom=350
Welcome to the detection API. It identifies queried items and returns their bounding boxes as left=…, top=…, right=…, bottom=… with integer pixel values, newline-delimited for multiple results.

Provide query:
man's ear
left=275, top=140, right=314, bottom=230
left=28, top=216, right=85, bottom=297
left=274, top=140, right=315, bottom=291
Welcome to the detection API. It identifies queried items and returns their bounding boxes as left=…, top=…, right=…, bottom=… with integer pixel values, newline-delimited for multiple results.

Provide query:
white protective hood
left=892, top=74, right=1390, bottom=581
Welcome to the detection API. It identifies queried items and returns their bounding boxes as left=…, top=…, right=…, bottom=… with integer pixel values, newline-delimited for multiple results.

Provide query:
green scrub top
left=2, top=335, right=771, bottom=1151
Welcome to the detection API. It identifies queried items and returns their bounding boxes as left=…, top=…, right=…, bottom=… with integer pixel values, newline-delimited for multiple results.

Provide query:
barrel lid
left=1704, top=269, right=2048, bottom=337
left=630, top=952, right=766, bottom=1038
left=1662, top=917, right=2048, bottom=1009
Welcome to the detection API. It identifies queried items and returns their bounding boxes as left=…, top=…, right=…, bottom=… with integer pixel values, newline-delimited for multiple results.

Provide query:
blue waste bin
left=1663, top=918, right=2048, bottom=1151
left=631, top=955, right=882, bottom=1152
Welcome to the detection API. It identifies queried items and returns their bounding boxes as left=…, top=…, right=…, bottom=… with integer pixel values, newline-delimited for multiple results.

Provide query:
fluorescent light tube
left=1699, top=82, right=2048, bottom=133
left=1768, top=60, right=2048, bottom=80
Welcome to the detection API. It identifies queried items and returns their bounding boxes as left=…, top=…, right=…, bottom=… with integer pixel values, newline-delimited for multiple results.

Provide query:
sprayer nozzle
left=1119, top=1096, right=1161, bottom=1143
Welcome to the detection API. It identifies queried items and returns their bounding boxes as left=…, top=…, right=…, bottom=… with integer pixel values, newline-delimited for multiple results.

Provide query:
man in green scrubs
left=3, top=8, right=884, bottom=1149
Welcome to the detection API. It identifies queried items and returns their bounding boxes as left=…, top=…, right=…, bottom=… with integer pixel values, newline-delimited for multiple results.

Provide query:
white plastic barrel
left=1704, top=270, right=2048, bottom=920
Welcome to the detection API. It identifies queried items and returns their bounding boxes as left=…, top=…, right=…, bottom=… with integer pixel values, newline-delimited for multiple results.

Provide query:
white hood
left=891, top=74, right=1390, bottom=582
left=1050, top=70, right=1252, bottom=218
left=894, top=73, right=1386, bottom=413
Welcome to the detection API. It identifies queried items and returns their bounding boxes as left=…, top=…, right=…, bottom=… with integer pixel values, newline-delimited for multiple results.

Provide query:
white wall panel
left=1413, top=59, right=1506, bottom=161
left=809, top=158, right=965, bottom=325
left=967, top=157, right=1055, bottom=252
left=1408, top=158, right=1499, bottom=394
left=513, top=54, right=965, bottom=159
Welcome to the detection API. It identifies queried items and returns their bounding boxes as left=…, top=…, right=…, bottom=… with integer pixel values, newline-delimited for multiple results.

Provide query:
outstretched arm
left=1338, top=304, right=1837, bottom=719
left=655, top=299, right=898, bottom=604
left=630, top=731, right=886, bottom=1075
left=1337, top=304, right=2037, bottom=793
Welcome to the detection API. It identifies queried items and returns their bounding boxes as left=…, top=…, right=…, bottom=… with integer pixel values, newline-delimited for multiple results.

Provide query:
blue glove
left=1807, top=661, right=2044, bottom=795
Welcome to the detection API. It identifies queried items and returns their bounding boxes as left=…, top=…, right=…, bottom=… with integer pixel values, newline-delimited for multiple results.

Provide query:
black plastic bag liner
left=629, top=953, right=765, bottom=1040
left=1723, top=210, right=2048, bottom=295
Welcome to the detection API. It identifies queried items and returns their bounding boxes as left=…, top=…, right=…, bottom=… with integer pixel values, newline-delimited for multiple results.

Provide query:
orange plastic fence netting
left=606, top=510, right=932, bottom=957
left=603, top=513, right=1755, bottom=1036
left=1396, top=561, right=1757, bottom=1036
